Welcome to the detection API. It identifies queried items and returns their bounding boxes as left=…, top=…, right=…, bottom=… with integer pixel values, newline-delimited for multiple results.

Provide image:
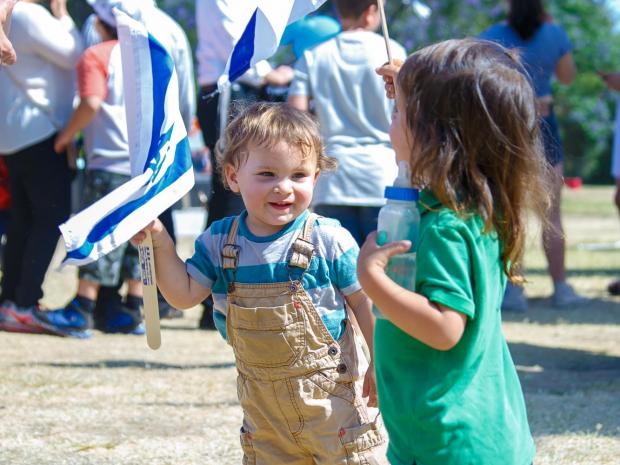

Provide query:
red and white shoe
left=0, top=301, right=48, bottom=334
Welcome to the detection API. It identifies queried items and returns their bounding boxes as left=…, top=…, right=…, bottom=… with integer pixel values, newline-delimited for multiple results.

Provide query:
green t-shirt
left=375, top=190, right=535, bottom=465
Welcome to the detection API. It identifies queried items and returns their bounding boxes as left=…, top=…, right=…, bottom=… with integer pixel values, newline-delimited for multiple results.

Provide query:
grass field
left=1, top=185, right=619, bottom=465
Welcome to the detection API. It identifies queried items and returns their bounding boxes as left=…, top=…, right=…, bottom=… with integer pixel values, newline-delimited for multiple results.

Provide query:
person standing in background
left=288, top=0, right=407, bottom=245
left=0, top=0, right=83, bottom=333
left=601, top=71, right=620, bottom=295
left=480, top=0, right=587, bottom=311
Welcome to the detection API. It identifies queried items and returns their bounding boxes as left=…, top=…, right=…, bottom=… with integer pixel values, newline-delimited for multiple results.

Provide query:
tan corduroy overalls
left=221, top=214, right=388, bottom=465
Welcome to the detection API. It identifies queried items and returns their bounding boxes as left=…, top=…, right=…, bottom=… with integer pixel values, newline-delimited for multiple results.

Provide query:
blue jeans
left=313, top=204, right=380, bottom=246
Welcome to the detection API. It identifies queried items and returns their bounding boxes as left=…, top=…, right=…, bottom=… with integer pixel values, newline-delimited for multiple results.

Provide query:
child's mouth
left=269, top=202, right=292, bottom=211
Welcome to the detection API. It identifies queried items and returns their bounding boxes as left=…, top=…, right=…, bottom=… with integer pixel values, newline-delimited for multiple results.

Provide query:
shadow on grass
left=511, top=342, right=620, bottom=436
left=17, top=360, right=235, bottom=370
left=524, top=267, right=620, bottom=278
left=502, top=296, right=620, bottom=326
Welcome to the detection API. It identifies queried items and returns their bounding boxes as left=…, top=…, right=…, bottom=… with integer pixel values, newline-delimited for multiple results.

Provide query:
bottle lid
left=384, top=185, right=419, bottom=201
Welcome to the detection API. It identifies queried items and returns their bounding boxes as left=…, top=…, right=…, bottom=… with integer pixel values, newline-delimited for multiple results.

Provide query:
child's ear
left=224, top=163, right=240, bottom=193
left=313, top=168, right=321, bottom=186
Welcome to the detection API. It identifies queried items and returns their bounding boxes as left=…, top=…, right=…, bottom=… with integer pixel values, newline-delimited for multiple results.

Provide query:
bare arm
left=54, top=96, right=101, bottom=153
left=287, top=94, right=309, bottom=112
left=345, top=289, right=375, bottom=359
left=555, top=52, right=576, bottom=85
left=0, top=0, right=18, bottom=65
left=345, top=289, right=378, bottom=407
left=29, top=0, right=83, bottom=69
left=132, top=220, right=211, bottom=309
left=357, top=233, right=467, bottom=351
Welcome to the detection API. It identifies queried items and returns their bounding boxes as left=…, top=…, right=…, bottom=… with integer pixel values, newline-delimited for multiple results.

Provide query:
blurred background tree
left=67, top=0, right=620, bottom=183
left=380, top=0, right=620, bottom=183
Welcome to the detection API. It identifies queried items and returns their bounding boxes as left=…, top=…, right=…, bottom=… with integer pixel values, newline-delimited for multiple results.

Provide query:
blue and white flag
left=219, top=0, right=327, bottom=86
left=59, top=10, right=194, bottom=266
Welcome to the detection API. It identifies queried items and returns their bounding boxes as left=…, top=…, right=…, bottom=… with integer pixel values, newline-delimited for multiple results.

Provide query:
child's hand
left=130, top=219, right=170, bottom=248
left=54, top=132, right=73, bottom=154
left=362, top=362, right=378, bottom=408
left=376, top=59, right=404, bottom=99
left=358, top=231, right=411, bottom=276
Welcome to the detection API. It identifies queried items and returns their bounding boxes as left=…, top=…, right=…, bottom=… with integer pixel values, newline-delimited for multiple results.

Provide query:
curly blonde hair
left=217, top=102, right=336, bottom=189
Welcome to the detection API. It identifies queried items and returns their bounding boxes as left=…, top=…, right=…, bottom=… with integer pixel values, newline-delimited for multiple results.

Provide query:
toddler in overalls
left=133, top=102, right=388, bottom=464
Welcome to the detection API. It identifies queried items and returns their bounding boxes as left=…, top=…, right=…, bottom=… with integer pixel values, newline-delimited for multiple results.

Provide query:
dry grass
left=1, top=185, right=619, bottom=464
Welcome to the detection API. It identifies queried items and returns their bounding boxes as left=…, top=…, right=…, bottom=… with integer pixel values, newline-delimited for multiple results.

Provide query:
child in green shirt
left=358, top=39, right=552, bottom=465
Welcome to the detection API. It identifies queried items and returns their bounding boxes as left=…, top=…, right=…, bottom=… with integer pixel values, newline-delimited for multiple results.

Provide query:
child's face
left=390, top=89, right=413, bottom=164
left=224, top=141, right=319, bottom=236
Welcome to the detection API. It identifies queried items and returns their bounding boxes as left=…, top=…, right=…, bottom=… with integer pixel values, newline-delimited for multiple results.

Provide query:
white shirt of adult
left=289, top=31, right=407, bottom=207
left=0, top=1, right=83, bottom=154
left=195, top=0, right=272, bottom=88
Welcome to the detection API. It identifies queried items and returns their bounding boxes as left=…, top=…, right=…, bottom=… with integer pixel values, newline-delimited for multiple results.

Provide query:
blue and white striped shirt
left=186, top=210, right=361, bottom=340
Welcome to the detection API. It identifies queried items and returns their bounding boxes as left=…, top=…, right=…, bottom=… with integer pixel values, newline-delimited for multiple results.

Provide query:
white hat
left=86, top=0, right=145, bottom=27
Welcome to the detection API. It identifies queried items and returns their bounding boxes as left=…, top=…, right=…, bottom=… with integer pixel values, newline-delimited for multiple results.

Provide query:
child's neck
left=340, top=19, right=377, bottom=33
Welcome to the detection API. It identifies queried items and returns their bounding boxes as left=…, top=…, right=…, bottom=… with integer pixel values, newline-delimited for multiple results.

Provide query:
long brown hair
left=396, top=39, right=552, bottom=282
left=508, top=0, right=548, bottom=40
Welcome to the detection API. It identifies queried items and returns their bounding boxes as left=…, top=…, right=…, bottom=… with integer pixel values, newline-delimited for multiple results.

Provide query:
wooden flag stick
left=377, top=0, right=393, bottom=64
left=138, top=230, right=161, bottom=350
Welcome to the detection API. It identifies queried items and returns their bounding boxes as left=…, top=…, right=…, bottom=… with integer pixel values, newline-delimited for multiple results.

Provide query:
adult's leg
left=359, top=206, right=381, bottom=244
left=1, top=151, right=30, bottom=304
left=197, top=86, right=244, bottom=329
left=542, top=162, right=565, bottom=283
left=4, top=135, right=71, bottom=307
left=313, top=204, right=363, bottom=246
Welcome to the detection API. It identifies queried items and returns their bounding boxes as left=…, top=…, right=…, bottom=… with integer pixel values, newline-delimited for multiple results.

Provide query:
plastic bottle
left=373, top=161, right=420, bottom=318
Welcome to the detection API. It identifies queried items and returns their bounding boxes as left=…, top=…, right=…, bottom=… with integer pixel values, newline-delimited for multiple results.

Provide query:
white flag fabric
left=219, top=0, right=327, bottom=87
left=59, top=10, right=194, bottom=266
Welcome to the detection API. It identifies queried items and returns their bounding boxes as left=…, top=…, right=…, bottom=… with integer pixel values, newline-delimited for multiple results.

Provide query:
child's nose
left=275, top=179, right=293, bottom=194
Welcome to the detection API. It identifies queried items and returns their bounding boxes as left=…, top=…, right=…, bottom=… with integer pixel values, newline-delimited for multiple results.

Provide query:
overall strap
left=222, top=216, right=241, bottom=272
left=289, top=213, right=318, bottom=271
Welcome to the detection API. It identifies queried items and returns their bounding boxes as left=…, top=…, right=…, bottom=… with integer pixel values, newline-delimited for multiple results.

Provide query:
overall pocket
left=239, top=426, right=256, bottom=465
left=227, top=302, right=305, bottom=367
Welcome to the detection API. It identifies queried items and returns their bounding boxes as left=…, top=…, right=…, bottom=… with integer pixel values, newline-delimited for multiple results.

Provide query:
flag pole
left=377, top=0, right=393, bottom=64
left=138, top=231, right=161, bottom=350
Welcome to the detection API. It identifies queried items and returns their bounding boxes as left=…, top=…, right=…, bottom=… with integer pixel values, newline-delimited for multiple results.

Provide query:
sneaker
left=0, top=301, right=47, bottom=334
left=501, top=282, right=528, bottom=313
left=34, top=298, right=93, bottom=338
left=158, top=295, right=183, bottom=320
left=551, top=282, right=589, bottom=308
left=100, top=305, right=144, bottom=335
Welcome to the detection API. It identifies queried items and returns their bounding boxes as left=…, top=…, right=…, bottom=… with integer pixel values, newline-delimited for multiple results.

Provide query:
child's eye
left=293, top=172, right=309, bottom=179
left=257, top=171, right=274, bottom=177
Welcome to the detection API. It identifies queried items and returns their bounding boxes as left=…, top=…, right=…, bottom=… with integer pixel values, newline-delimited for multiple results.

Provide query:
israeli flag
left=59, top=10, right=194, bottom=266
left=219, top=0, right=327, bottom=86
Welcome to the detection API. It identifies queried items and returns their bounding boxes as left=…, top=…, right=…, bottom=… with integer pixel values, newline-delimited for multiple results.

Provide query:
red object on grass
left=564, top=177, right=582, bottom=190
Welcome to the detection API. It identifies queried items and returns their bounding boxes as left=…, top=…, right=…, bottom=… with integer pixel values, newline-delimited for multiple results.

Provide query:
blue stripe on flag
left=146, top=33, right=173, bottom=171
left=229, top=9, right=258, bottom=82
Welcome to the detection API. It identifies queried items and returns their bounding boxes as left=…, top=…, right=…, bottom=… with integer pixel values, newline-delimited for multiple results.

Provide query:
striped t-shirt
left=186, top=210, right=361, bottom=340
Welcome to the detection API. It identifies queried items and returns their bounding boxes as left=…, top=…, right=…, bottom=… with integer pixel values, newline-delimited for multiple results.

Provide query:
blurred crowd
left=0, top=0, right=619, bottom=339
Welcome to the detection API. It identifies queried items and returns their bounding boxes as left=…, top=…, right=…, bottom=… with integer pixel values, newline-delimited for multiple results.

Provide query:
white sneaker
left=502, top=282, right=528, bottom=313
left=551, top=282, right=588, bottom=308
